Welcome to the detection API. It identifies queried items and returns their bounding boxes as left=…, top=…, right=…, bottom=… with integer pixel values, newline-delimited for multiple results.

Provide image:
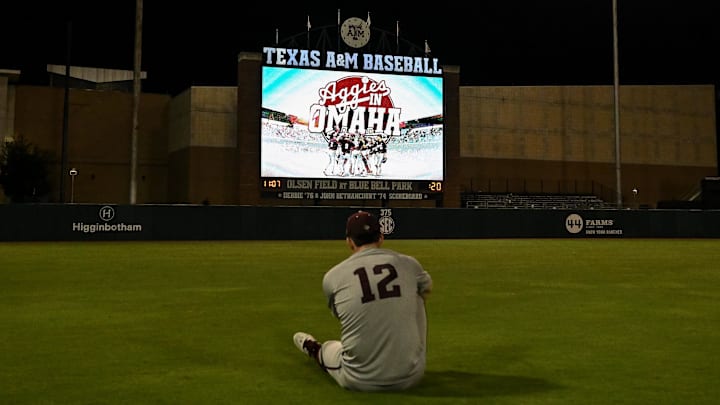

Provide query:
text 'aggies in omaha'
left=308, top=76, right=401, bottom=136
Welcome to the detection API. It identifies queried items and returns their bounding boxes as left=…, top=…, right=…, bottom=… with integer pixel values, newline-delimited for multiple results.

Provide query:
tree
left=0, top=135, right=53, bottom=203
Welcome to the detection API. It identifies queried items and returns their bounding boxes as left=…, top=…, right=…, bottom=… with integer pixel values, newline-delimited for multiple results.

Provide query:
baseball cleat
left=293, top=332, right=317, bottom=357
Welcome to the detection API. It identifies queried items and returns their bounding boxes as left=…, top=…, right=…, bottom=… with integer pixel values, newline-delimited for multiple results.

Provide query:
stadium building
left=0, top=20, right=717, bottom=210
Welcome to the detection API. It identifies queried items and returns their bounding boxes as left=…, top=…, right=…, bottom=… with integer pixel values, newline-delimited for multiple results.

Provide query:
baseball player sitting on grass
left=293, top=210, right=433, bottom=391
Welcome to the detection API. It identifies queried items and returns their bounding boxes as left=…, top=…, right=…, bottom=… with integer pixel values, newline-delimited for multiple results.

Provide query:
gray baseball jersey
left=322, top=246, right=433, bottom=388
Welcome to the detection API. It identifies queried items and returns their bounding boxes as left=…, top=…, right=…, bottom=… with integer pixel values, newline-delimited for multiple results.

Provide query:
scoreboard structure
left=258, top=24, right=445, bottom=203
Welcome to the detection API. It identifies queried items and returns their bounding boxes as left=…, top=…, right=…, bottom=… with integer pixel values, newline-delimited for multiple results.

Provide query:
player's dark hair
left=348, top=231, right=381, bottom=247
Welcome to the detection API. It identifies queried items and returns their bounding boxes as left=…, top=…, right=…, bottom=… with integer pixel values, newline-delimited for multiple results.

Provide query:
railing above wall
left=463, top=178, right=616, bottom=205
left=462, top=193, right=611, bottom=210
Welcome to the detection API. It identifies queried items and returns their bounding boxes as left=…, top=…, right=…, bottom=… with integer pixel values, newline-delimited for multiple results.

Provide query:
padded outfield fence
left=1, top=204, right=719, bottom=241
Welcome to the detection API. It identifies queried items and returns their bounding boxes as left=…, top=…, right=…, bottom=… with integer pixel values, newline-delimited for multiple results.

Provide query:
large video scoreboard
left=260, top=47, right=444, bottom=201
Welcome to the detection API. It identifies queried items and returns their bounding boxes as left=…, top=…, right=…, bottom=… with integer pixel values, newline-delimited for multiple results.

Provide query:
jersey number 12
left=353, top=264, right=401, bottom=304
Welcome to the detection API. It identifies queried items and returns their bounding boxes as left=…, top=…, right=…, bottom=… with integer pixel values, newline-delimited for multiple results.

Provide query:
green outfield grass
left=1, top=239, right=719, bottom=404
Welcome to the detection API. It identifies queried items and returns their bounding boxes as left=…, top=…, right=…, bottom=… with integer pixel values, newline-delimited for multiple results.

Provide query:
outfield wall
left=1, top=204, right=719, bottom=241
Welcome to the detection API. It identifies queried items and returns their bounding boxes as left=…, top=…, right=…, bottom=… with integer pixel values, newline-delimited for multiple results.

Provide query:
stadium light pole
left=612, top=0, right=623, bottom=208
left=60, top=21, right=72, bottom=203
left=129, top=0, right=143, bottom=205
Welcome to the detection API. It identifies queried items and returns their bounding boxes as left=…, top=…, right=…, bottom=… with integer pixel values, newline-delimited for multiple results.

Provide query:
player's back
left=322, top=247, right=430, bottom=387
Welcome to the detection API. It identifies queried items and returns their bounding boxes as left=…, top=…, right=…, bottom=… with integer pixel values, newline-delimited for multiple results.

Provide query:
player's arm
left=323, top=275, right=340, bottom=318
left=417, top=272, right=433, bottom=300
left=326, top=293, right=340, bottom=318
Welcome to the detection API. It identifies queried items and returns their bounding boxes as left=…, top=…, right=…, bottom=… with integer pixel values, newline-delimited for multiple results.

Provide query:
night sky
left=2, top=1, right=718, bottom=95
